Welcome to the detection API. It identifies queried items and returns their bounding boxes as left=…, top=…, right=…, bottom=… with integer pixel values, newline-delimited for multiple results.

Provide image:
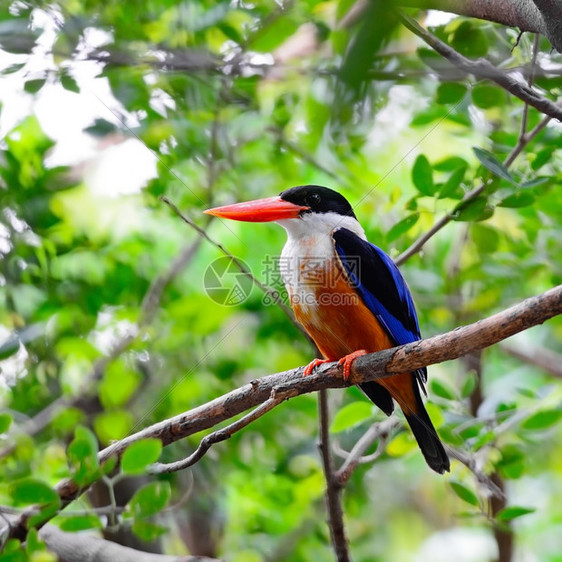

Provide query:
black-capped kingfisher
left=204, top=185, right=450, bottom=474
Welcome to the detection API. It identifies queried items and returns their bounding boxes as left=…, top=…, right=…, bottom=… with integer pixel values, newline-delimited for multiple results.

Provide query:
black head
left=279, top=185, right=357, bottom=220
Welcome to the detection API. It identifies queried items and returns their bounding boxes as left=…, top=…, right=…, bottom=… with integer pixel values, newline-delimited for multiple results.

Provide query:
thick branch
left=8, top=284, right=562, bottom=540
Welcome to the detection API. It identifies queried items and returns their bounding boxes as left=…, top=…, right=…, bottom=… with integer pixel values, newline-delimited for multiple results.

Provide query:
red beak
left=204, top=196, right=309, bottom=222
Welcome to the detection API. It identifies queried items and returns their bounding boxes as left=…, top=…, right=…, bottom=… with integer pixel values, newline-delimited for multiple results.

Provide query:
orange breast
left=289, top=261, right=394, bottom=360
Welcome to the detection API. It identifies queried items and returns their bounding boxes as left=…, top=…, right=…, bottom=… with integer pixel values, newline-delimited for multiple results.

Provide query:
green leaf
left=473, top=147, right=516, bottom=184
left=61, top=74, right=80, bottom=93
left=434, top=156, right=469, bottom=171
left=496, top=506, right=535, bottom=522
left=0, top=545, right=27, bottom=562
left=99, top=361, right=140, bottom=408
left=461, top=372, right=478, bottom=398
left=128, top=481, right=171, bottom=518
left=436, top=82, right=467, bottom=105
left=439, top=166, right=466, bottom=199
left=454, top=196, right=494, bottom=222
left=28, top=501, right=61, bottom=529
left=10, top=479, right=58, bottom=505
left=24, top=79, right=46, bottom=94
left=531, top=147, right=554, bottom=170
left=386, top=213, right=419, bottom=242
left=0, top=412, right=13, bottom=433
left=94, top=410, right=134, bottom=445
left=59, top=514, right=103, bottom=531
left=330, top=402, right=372, bottom=433
left=67, top=426, right=100, bottom=486
left=522, top=409, right=562, bottom=431
left=449, top=481, right=479, bottom=506
left=52, top=407, right=85, bottom=434
left=131, top=520, right=167, bottom=542
left=497, top=444, right=525, bottom=479
left=25, top=528, right=47, bottom=555
left=412, top=154, right=435, bottom=195
left=471, top=224, right=499, bottom=253
left=451, top=22, right=488, bottom=57
left=122, top=438, right=163, bottom=475
left=498, top=192, right=535, bottom=208
left=472, top=84, right=504, bottom=109
left=386, top=432, right=416, bottom=457
left=430, top=379, right=456, bottom=400
left=519, top=177, right=550, bottom=188
left=250, top=18, right=299, bottom=52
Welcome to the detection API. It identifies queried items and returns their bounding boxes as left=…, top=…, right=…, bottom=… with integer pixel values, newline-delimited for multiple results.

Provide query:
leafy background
left=1, top=1, right=562, bottom=560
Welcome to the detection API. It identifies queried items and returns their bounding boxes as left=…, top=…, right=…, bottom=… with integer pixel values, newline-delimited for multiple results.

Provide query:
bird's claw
left=338, top=349, right=368, bottom=381
left=303, top=358, right=330, bottom=376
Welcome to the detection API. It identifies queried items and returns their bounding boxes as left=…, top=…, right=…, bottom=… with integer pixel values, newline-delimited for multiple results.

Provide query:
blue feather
left=333, top=228, right=426, bottom=382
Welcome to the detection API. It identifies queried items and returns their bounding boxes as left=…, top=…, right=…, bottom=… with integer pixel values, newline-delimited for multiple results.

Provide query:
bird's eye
left=307, top=193, right=321, bottom=206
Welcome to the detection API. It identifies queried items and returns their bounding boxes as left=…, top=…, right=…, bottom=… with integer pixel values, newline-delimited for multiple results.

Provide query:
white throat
left=276, top=212, right=366, bottom=291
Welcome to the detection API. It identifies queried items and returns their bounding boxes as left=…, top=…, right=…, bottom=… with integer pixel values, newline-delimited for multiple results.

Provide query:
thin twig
left=148, top=388, right=289, bottom=474
left=449, top=447, right=503, bottom=498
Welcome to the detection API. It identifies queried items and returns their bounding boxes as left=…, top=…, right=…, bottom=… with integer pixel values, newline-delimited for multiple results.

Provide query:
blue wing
left=332, top=227, right=426, bottom=383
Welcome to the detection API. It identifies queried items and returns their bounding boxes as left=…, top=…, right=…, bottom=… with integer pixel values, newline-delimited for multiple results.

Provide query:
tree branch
left=318, top=390, right=350, bottom=561
left=398, top=13, right=562, bottom=121
left=148, top=388, right=287, bottom=474
left=38, top=524, right=217, bottom=562
left=343, top=0, right=562, bottom=51
left=7, top=284, right=562, bottom=541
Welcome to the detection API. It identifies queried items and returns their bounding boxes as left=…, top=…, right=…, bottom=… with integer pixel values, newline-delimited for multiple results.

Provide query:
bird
left=204, top=185, right=450, bottom=474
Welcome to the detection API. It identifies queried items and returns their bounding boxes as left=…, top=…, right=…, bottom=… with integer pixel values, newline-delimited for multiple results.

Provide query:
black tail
left=360, top=382, right=394, bottom=416
left=361, top=380, right=450, bottom=474
left=404, top=400, right=450, bottom=474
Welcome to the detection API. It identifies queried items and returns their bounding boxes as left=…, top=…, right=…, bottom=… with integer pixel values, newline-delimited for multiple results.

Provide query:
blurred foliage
left=1, top=0, right=562, bottom=560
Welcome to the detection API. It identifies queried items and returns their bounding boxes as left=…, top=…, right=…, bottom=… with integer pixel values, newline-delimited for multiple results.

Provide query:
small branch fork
left=334, top=418, right=399, bottom=486
left=6, top=284, right=562, bottom=542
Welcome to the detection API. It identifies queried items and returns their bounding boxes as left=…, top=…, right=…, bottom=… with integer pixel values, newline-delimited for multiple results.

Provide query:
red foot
left=338, top=350, right=368, bottom=381
left=303, top=358, right=330, bottom=376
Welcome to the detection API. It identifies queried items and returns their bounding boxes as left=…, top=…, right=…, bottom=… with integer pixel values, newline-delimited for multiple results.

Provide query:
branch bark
left=7, top=284, right=562, bottom=541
